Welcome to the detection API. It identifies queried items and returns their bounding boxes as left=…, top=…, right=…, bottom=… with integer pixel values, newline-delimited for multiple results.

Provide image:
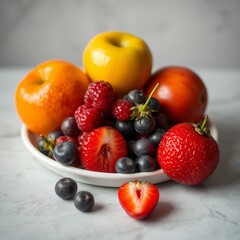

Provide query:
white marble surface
left=0, top=67, right=240, bottom=240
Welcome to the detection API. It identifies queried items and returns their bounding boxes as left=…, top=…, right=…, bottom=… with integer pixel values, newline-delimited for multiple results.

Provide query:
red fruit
left=77, top=132, right=89, bottom=148
left=55, top=136, right=78, bottom=146
left=112, top=99, right=133, bottom=121
left=80, top=126, right=128, bottom=173
left=118, top=180, right=159, bottom=220
left=74, top=105, right=103, bottom=132
left=158, top=116, right=220, bottom=185
left=144, top=66, right=208, bottom=125
left=84, top=81, right=114, bottom=111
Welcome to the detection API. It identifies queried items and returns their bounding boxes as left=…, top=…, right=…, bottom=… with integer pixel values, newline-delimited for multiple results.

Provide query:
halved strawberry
left=79, top=126, right=128, bottom=172
left=118, top=180, right=159, bottom=220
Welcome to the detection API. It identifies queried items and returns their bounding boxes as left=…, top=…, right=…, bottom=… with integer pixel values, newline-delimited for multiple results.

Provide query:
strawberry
left=80, top=126, right=128, bottom=173
left=118, top=180, right=159, bottom=220
left=158, top=116, right=220, bottom=185
left=84, top=81, right=114, bottom=112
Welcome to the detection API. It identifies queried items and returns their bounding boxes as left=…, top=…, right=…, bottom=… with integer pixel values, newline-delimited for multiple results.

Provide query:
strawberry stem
left=142, top=83, right=159, bottom=110
left=130, top=83, right=159, bottom=120
left=200, top=115, right=208, bottom=131
left=194, top=115, right=210, bottom=136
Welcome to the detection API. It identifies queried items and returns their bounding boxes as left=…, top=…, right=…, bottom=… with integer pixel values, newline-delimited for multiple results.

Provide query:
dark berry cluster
left=114, top=87, right=169, bottom=173
left=37, top=80, right=170, bottom=174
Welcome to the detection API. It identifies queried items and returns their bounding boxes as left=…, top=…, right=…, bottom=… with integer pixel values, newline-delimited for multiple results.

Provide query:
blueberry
left=115, top=120, right=135, bottom=139
left=37, top=133, right=57, bottom=158
left=136, top=155, right=156, bottom=172
left=37, top=138, right=51, bottom=157
left=149, top=128, right=166, bottom=146
left=47, top=130, right=63, bottom=143
left=133, top=138, right=155, bottom=157
left=61, top=116, right=80, bottom=137
left=127, top=140, right=137, bottom=158
left=148, top=97, right=161, bottom=113
left=134, top=116, right=156, bottom=135
left=115, top=157, right=136, bottom=174
left=154, top=156, right=161, bottom=170
left=55, top=177, right=78, bottom=200
left=74, top=191, right=95, bottom=212
left=155, top=113, right=169, bottom=130
left=53, top=141, right=79, bottom=165
left=125, top=90, right=146, bottom=105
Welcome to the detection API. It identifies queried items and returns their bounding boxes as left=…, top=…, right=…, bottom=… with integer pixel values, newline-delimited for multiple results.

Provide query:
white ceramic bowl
left=20, top=119, right=218, bottom=187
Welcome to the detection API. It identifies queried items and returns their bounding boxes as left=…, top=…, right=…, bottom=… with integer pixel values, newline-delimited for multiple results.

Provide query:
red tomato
left=144, top=66, right=208, bottom=125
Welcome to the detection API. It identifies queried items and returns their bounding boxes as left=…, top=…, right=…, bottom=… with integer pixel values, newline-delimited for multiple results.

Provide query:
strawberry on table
left=118, top=180, right=159, bottom=220
left=158, top=115, right=220, bottom=185
left=80, top=126, right=128, bottom=173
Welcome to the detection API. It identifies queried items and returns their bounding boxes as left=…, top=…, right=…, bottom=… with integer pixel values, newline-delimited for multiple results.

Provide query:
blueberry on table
left=53, top=141, right=79, bottom=165
left=74, top=191, right=95, bottom=212
left=55, top=177, right=78, bottom=200
left=115, top=157, right=136, bottom=174
left=136, top=155, right=156, bottom=172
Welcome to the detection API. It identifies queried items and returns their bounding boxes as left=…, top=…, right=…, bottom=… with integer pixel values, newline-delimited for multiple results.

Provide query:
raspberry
left=74, top=105, right=103, bottom=132
left=55, top=136, right=78, bottom=146
left=84, top=81, right=114, bottom=111
left=112, top=99, right=133, bottom=121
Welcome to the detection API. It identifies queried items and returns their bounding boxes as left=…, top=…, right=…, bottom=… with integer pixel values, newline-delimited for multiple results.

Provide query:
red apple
left=144, top=66, right=208, bottom=125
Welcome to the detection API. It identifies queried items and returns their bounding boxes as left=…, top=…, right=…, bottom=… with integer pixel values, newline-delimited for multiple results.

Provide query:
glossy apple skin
left=83, top=31, right=152, bottom=98
left=144, top=66, right=208, bottom=125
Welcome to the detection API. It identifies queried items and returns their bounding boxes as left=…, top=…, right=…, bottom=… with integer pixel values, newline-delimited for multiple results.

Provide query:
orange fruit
left=15, top=59, right=90, bottom=135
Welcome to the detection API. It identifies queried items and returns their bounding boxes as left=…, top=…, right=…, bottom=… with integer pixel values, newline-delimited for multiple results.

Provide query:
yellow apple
left=83, top=31, right=152, bottom=98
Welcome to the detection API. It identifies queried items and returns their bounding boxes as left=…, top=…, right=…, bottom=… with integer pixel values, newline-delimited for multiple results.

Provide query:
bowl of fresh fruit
left=16, top=31, right=219, bottom=188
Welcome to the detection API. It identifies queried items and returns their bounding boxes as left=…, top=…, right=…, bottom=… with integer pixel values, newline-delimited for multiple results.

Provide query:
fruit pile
left=38, top=80, right=169, bottom=174
left=15, top=31, right=220, bottom=220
